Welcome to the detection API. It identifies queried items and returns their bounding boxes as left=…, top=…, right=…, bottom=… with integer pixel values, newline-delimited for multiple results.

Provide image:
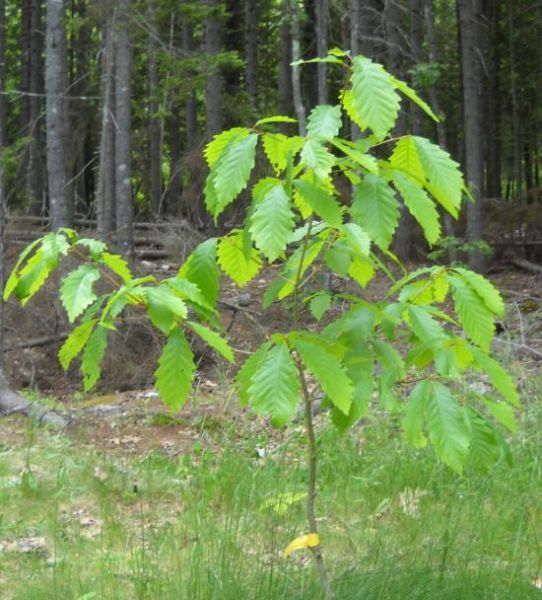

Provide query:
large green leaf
left=294, top=179, right=343, bottom=227
left=293, top=337, right=353, bottom=415
left=249, top=183, right=295, bottom=261
left=402, top=381, right=429, bottom=448
left=187, top=321, right=234, bottom=363
left=306, top=104, right=342, bottom=141
left=179, top=239, right=220, bottom=307
left=217, top=231, right=262, bottom=287
left=247, top=342, right=300, bottom=426
left=60, top=264, right=101, bottom=323
left=81, top=325, right=108, bottom=391
left=413, top=136, right=463, bottom=216
left=342, top=223, right=371, bottom=257
left=450, top=276, right=495, bottom=351
left=145, top=285, right=188, bottom=334
left=407, top=305, right=446, bottom=343
left=425, top=382, right=470, bottom=473
left=349, top=56, right=400, bottom=139
left=58, top=319, right=96, bottom=370
left=389, top=136, right=425, bottom=183
left=352, top=174, right=400, bottom=250
left=3, top=237, right=44, bottom=300
left=204, top=127, right=250, bottom=167
left=300, top=138, right=335, bottom=180
left=465, top=408, right=506, bottom=473
left=453, top=267, right=505, bottom=318
left=210, top=133, right=259, bottom=217
left=471, top=348, right=520, bottom=407
left=389, top=76, right=439, bottom=122
left=391, top=170, right=441, bottom=245
left=100, top=252, right=133, bottom=283
left=236, top=341, right=273, bottom=406
left=155, top=328, right=196, bottom=411
left=262, top=133, right=304, bottom=174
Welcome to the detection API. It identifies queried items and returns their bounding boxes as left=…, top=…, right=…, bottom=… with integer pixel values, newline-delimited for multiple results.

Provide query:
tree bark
left=315, top=0, right=328, bottom=104
left=183, top=19, right=198, bottom=149
left=114, top=0, right=133, bottom=259
left=409, top=0, right=424, bottom=135
left=457, top=0, right=486, bottom=272
left=147, top=0, right=162, bottom=216
left=245, top=0, right=259, bottom=109
left=290, top=0, right=306, bottom=135
left=278, top=0, right=293, bottom=127
left=45, top=0, right=73, bottom=230
left=204, top=0, right=223, bottom=139
left=96, top=7, right=116, bottom=240
left=485, top=0, right=501, bottom=198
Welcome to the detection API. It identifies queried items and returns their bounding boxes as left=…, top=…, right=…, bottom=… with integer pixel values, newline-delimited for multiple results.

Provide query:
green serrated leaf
left=471, top=348, right=519, bottom=407
left=3, top=237, right=44, bottom=300
left=465, top=407, right=504, bottom=473
left=306, top=104, right=342, bottom=141
left=145, top=285, right=188, bottom=334
left=187, top=321, right=234, bottom=363
left=58, top=319, right=96, bottom=370
left=262, top=134, right=304, bottom=174
left=250, top=183, right=295, bottom=261
left=309, top=292, right=332, bottom=321
left=402, top=380, right=429, bottom=448
left=155, top=329, right=195, bottom=411
left=81, top=325, right=108, bottom=391
left=407, top=305, right=446, bottom=343
left=325, top=242, right=352, bottom=276
left=481, top=398, right=516, bottom=432
left=300, top=138, right=335, bottom=180
left=342, top=223, right=371, bottom=257
left=331, top=138, right=379, bottom=174
left=348, top=255, right=375, bottom=288
left=179, top=239, right=220, bottom=307
left=450, top=276, right=495, bottom=351
left=348, top=56, right=401, bottom=139
left=60, top=265, right=101, bottom=323
left=75, top=238, right=107, bottom=260
left=352, top=174, right=400, bottom=250
left=236, top=341, right=273, bottom=406
left=294, top=337, right=353, bottom=415
left=211, top=133, right=259, bottom=217
left=453, top=267, right=504, bottom=318
left=294, top=178, right=343, bottom=227
left=390, top=136, right=425, bottom=183
left=391, top=170, right=441, bottom=245
left=247, top=342, right=300, bottom=426
left=100, top=252, right=133, bottom=283
left=218, top=231, right=262, bottom=287
left=255, top=115, right=297, bottom=126
left=204, top=127, right=250, bottom=167
left=425, top=382, right=470, bottom=473
left=413, top=136, right=463, bottom=217
left=389, top=75, right=439, bottom=122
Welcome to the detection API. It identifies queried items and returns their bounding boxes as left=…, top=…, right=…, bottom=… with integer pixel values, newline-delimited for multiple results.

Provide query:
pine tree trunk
left=410, top=0, right=424, bottom=135
left=204, top=0, right=223, bottom=138
left=114, top=0, right=133, bottom=259
left=245, top=0, right=258, bottom=109
left=315, top=0, right=328, bottom=104
left=457, top=0, right=486, bottom=272
left=45, top=0, right=73, bottom=230
left=96, top=7, right=116, bottom=240
left=507, top=0, right=522, bottom=198
left=290, top=0, right=306, bottom=135
left=485, top=0, right=501, bottom=198
left=278, top=1, right=293, bottom=128
left=148, top=0, right=162, bottom=216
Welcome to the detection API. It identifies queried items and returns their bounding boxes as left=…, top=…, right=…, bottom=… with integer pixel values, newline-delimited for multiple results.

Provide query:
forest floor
left=1, top=251, right=542, bottom=598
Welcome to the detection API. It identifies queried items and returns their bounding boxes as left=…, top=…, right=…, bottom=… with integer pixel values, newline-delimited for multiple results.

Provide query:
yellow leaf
left=284, top=533, right=320, bottom=558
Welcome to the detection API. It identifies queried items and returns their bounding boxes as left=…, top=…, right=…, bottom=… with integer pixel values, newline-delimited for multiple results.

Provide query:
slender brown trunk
left=507, top=0, right=522, bottom=198
left=457, top=0, right=486, bottom=272
left=245, top=0, right=258, bottom=109
left=315, top=0, right=328, bottom=104
left=148, top=0, right=162, bottom=216
left=485, top=0, right=501, bottom=198
left=45, top=0, right=73, bottom=230
left=96, top=8, right=116, bottom=240
left=114, top=0, right=133, bottom=259
left=204, top=0, right=223, bottom=138
left=290, top=1, right=306, bottom=135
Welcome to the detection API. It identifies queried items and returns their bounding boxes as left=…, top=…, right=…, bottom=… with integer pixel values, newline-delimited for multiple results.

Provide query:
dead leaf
left=284, top=533, right=320, bottom=558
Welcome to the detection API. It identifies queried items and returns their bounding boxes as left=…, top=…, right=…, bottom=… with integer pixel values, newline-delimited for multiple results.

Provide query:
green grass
left=0, top=399, right=540, bottom=600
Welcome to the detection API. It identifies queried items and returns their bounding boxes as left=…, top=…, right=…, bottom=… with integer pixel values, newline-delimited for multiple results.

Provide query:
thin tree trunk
left=204, top=0, right=223, bottom=138
left=485, top=0, right=501, bottom=198
left=245, top=0, right=258, bottom=109
left=278, top=1, right=293, bottom=129
left=457, top=0, right=486, bottom=272
left=45, top=0, right=73, bottom=230
left=114, top=0, right=133, bottom=259
left=315, top=0, right=328, bottom=104
left=183, top=19, right=198, bottom=149
left=507, top=0, right=522, bottom=198
left=96, top=8, right=116, bottom=240
left=290, top=0, right=306, bottom=135
left=410, top=0, right=424, bottom=135
left=148, top=0, right=162, bottom=216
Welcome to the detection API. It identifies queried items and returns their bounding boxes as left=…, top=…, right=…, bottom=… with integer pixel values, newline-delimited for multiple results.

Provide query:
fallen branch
left=4, top=332, right=69, bottom=352
left=509, top=258, right=542, bottom=275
